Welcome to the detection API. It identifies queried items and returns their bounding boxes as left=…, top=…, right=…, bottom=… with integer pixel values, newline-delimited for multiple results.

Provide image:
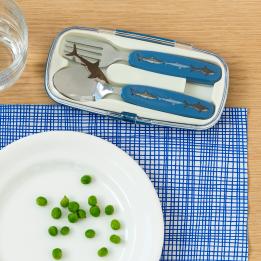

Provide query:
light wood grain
left=0, top=0, right=260, bottom=259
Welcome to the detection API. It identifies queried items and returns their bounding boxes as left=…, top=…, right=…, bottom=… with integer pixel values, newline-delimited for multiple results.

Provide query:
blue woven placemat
left=0, top=105, right=248, bottom=261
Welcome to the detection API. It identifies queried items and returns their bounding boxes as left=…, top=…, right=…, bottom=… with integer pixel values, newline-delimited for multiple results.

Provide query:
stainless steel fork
left=63, top=35, right=128, bottom=67
left=62, top=34, right=222, bottom=85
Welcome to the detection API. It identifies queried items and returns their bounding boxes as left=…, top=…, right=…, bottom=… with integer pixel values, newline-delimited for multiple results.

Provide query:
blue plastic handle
left=121, top=85, right=215, bottom=120
left=128, top=51, right=222, bottom=85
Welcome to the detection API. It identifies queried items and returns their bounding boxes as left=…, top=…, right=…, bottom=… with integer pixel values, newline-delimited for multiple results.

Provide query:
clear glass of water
left=0, top=0, right=28, bottom=90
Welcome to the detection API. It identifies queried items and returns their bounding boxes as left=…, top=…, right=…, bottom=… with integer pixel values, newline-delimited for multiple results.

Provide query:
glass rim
left=0, top=0, right=28, bottom=88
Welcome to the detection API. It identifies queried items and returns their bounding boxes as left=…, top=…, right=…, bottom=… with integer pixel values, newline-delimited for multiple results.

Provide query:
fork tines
left=63, top=40, right=102, bottom=62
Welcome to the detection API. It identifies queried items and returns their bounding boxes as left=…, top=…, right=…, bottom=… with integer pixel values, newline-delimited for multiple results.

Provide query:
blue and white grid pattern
left=0, top=105, right=248, bottom=261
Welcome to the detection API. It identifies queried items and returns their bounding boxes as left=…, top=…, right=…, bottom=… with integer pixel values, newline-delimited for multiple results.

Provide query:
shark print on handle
left=121, top=85, right=215, bottom=119
left=129, top=51, right=222, bottom=85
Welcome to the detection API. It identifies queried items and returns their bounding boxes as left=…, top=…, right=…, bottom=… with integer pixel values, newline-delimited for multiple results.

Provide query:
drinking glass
left=0, top=0, right=28, bottom=90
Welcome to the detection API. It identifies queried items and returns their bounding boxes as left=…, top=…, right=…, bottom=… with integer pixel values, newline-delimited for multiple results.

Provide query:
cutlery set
left=45, top=27, right=229, bottom=129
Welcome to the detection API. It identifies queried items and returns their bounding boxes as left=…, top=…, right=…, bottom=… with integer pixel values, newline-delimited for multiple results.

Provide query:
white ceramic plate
left=0, top=131, right=164, bottom=261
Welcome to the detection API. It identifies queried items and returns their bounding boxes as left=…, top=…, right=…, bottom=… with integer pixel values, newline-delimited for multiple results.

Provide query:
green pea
left=88, top=195, right=97, bottom=206
left=85, top=229, right=96, bottom=238
left=90, top=206, right=101, bottom=217
left=105, top=205, right=114, bottom=215
left=77, top=209, right=87, bottom=219
left=60, top=196, right=69, bottom=208
left=68, top=201, right=80, bottom=213
left=81, top=175, right=92, bottom=184
left=111, top=219, right=121, bottom=230
left=60, top=226, right=70, bottom=236
left=110, top=234, right=121, bottom=244
left=68, top=213, right=78, bottom=223
left=97, top=247, right=108, bottom=257
left=51, top=207, right=62, bottom=219
left=48, top=226, right=58, bottom=237
left=52, top=248, right=62, bottom=260
left=36, top=196, right=47, bottom=206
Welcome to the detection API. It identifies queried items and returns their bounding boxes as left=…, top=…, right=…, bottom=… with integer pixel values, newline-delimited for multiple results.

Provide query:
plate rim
left=0, top=131, right=164, bottom=260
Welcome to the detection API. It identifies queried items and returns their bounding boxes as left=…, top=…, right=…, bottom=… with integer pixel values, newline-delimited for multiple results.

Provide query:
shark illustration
left=165, top=62, right=190, bottom=69
left=66, top=44, right=109, bottom=84
left=137, top=54, right=163, bottom=65
left=137, top=54, right=190, bottom=69
left=191, top=66, right=214, bottom=76
left=184, top=101, right=209, bottom=112
left=158, top=97, right=183, bottom=106
left=130, top=88, right=158, bottom=99
left=131, top=89, right=184, bottom=106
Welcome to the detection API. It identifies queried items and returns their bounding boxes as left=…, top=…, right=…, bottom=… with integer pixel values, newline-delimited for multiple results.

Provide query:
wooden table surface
left=0, top=0, right=260, bottom=259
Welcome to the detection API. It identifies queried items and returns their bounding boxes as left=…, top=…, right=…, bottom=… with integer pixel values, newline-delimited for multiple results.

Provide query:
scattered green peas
left=111, top=219, right=121, bottom=230
left=97, top=247, right=108, bottom=257
left=68, top=201, right=80, bottom=213
left=110, top=234, right=121, bottom=244
left=51, top=207, right=62, bottom=219
left=105, top=205, right=114, bottom=215
left=60, top=226, right=70, bottom=236
left=85, top=229, right=96, bottom=238
left=81, top=175, right=92, bottom=184
left=90, top=206, right=101, bottom=217
left=48, top=226, right=58, bottom=237
left=68, top=213, right=78, bottom=223
left=36, top=174, right=124, bottom=259
left=77, top=209, right=87, bottom=219
left=60, top=196, right=69, bottom=208
left=52, top=248, right=62, bottom=260
left=88, top=195, right=97, bottom=206
left=36, top=196, right=48, bottom=206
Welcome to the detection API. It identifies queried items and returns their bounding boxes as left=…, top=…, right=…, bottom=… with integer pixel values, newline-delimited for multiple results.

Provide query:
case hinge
left=121, top=112, right=138, bottom=123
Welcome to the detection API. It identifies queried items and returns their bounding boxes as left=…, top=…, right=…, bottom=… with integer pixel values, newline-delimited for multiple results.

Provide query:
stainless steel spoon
left=53, top=64, right=119, bottom=102
left=52, top=63, right=215, bottom=119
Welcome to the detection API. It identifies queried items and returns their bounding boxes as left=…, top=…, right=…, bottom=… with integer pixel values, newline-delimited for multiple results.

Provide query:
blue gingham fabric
left=0, top=105, right=248, bottom=261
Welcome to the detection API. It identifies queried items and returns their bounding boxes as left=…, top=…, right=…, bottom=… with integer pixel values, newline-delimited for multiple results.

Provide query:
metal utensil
left=63, top=35, right=222, bottom=85
left=64, top=43, right=186, bottom=92
left=53, top=64, right=215, bottom=119
left=53, top=64, right=120, bottom=102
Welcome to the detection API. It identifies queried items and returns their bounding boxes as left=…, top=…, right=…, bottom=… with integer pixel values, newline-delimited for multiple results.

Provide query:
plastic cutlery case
left=45, top=27, right=229, bottom=130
